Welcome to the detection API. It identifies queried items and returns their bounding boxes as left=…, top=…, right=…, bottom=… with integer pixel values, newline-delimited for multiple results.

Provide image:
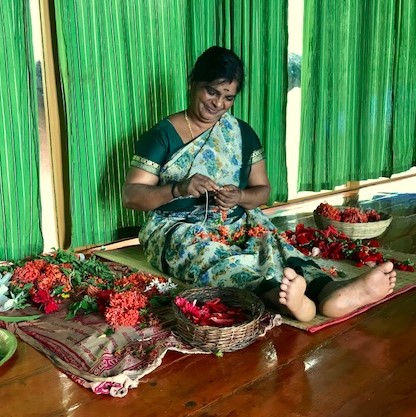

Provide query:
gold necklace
left=184, top=110, right=195, bottom=140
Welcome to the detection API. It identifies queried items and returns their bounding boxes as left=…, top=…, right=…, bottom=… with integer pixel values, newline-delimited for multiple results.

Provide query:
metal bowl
left=0, top=329, right=18, bottom=366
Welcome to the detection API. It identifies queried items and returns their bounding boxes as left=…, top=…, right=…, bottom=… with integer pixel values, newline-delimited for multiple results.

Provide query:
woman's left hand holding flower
left=214, top=185, right=242, bottom=210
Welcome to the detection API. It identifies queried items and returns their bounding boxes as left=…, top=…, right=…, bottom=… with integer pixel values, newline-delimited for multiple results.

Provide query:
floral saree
left=134, top=112, right=330, bottom=294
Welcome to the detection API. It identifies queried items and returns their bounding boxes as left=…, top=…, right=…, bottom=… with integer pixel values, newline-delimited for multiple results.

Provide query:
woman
left=123, top=46, right=397, bottom=322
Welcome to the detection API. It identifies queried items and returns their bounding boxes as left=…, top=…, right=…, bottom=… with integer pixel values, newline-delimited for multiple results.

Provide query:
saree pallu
left=137, top=113, right=329, bottom=291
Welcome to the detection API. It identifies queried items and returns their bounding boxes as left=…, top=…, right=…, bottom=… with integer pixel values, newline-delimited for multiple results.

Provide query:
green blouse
left=131, top=117, right=265, bottom=190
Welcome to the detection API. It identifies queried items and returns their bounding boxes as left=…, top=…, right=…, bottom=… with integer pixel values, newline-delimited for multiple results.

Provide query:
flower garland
left=195, top=223, right=274, bottom=247
left=0, top=249, right=177, bottom=328
left=193, top=209, right=276, bottom=247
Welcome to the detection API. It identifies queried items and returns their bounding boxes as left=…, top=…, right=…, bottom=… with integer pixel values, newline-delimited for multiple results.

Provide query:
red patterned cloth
left=1, top=305, right=280, bottom=397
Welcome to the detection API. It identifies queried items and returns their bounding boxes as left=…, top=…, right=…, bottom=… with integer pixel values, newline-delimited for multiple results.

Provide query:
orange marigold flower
left=232, top=228, right=246, bottom=240
left=105, top=307, right=141, bottom=327
left=12, top=261, right=41, bottom=284
left=220, top=210, right=228, bottom=221
left=114, top=272, right=161, bottom=293
left=218, top=225, right=229, bottom=237
left=109, top=290, right=148, bottom=310
left=247, top=225, right=269, bottom=238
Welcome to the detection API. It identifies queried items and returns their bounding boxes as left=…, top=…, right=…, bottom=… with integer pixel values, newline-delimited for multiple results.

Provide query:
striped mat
left=95, top=245, right=416, bottom=333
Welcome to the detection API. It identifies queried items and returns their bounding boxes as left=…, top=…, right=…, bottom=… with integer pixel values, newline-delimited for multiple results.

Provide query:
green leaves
left=66, top=295, right=98, bottom=320
left=149, top=295, right=173, bottom=308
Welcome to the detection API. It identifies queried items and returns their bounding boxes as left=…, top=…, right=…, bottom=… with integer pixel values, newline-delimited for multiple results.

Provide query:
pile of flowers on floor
left=0, top=249, right=177, bottom=327
left=192, top=209, right=413, bottom=273
left=282, top=224, right=414, bottom=272
left=1, top=217, right=414, bottom=326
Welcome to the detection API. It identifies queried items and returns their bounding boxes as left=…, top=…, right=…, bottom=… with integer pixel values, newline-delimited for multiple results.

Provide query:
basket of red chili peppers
left=314, top=203, right=392, bottom=240
left=173, top=287, right=265, bottom=353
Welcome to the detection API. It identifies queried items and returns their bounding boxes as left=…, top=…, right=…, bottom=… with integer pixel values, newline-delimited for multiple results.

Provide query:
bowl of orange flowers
left=314, top=202, right=392, bottom=240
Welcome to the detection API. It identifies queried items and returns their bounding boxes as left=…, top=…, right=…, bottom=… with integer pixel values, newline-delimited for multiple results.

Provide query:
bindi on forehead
left=210, top=80, right=238, bottom=94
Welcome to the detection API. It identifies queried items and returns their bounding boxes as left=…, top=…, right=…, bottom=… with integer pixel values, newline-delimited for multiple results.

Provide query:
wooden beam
left=38, top=0, right=71, bottom=248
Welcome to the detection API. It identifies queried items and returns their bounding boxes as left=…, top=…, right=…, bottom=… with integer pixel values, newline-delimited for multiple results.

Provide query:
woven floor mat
left=95, top=246, right=416, bottom=333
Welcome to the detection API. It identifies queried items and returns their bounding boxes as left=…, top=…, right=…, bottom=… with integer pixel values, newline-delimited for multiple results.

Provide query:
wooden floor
left=2, top=179, right=416, bottom=417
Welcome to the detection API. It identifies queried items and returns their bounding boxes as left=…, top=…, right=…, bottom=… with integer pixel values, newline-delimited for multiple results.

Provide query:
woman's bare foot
left=261, top=268, right=316, bottom=322
left=277, top=268, right=316, bottom=322
left=319, top=261, right=397, bottom=318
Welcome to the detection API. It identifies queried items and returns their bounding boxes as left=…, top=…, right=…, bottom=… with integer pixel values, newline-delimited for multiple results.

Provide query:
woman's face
left=189, top=79, right=239, bottom=124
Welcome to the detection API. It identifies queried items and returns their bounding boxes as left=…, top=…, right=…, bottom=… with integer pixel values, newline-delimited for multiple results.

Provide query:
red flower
left=175, top=297, right=198, bottom=318
left=281, top=224, right=413, bottom=273
left=194, top=222, right=275, bottom=247
left=95, top=289, right=114, bottom=314
left=296, top=234, right=312, bottom=245
left=316, top=203, right=342, bottom=221
left=175, top=296, right=247, bottom=327
left=44, top=299, right=59, bottom=314
left=109, top=290, right=148, bottom=310
left=105, top=307, right=140, bottom=327
left=316, top=202, right=383, bottom=223
left=99, top=290, right=151, bottom=327
left=32, top=289, right=59, bottom=313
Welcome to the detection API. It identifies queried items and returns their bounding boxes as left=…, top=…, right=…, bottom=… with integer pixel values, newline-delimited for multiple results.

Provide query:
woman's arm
left=123, top=168, right=221, bottom=211
left=214, top=159, right=271, bottom=210
left=122, top=167, right=175, bottom=211
left=239, top=159, right=271, bottom=208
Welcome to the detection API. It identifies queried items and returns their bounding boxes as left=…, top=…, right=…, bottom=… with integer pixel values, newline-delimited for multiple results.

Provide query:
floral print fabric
left=158, top=112, right=243, bottom=187
left=140, top=208, right=327, bottom=291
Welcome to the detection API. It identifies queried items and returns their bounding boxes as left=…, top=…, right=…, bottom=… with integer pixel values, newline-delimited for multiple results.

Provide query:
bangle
left=171, top=182, right=178, bottom=198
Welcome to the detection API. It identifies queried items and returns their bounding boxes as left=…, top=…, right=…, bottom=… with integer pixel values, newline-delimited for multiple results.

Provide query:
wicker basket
left=173, top=287, right=265, bottom=353
left=313, top=210, right=392, bottom=239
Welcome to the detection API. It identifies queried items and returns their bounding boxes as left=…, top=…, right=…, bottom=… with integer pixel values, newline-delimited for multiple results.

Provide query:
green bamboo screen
left=0, top=0, right=43, bottom=260
left=299, top=0, right=416, bottom=192
left=54, top=0, right=288, bottom=248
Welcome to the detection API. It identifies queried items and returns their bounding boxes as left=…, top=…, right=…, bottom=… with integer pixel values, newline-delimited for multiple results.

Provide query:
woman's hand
left=214, top=185, right=242, bottom=210
left=177, top=173, right=220, bottom=198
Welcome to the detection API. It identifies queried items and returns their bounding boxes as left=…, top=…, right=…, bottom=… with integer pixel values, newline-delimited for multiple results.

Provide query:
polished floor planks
left=2, top=290, right=415, bottom=417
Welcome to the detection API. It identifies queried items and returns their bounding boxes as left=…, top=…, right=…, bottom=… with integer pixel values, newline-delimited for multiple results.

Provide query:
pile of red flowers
left=1, top=249, right=177, bottom=328
left=174, top=296, right=247, bottom=327
left=81, top=272, right=176, bottom=327
left=8, top=258, right=75, bottom=313
left=190, top=208, right=413, bottom=273
left=316, top=202, right=382, bottom=223
left=282, top=224, right=414, bottom=272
